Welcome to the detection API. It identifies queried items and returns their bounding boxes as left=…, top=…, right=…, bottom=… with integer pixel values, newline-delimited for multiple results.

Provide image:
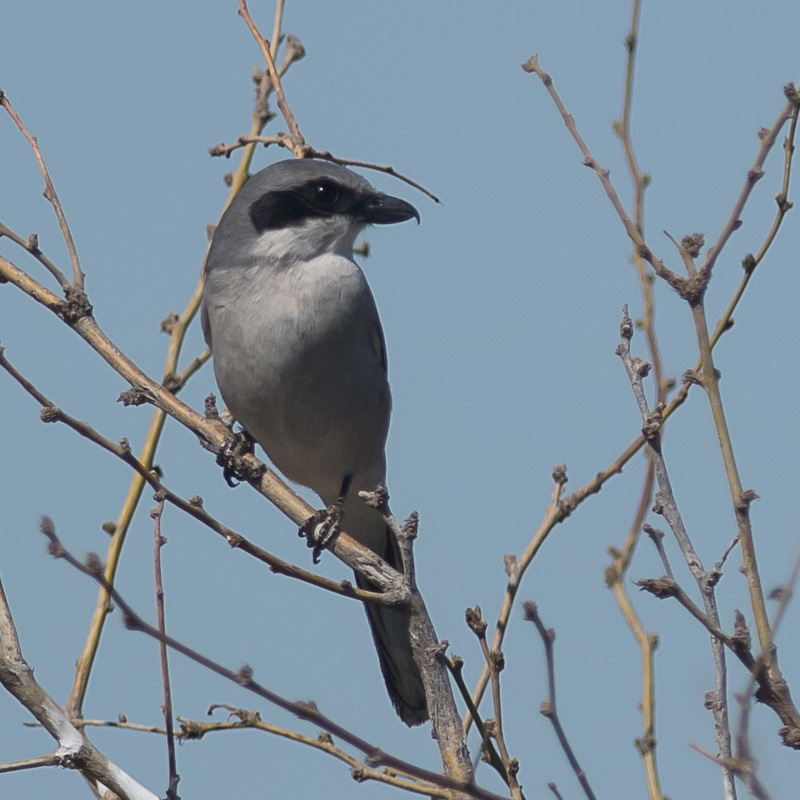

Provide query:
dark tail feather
left=356, top=529, right=428, bottom=726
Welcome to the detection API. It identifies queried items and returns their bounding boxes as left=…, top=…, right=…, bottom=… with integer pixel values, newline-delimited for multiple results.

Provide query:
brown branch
left=523, top=602, right=597, bottom=800
left=309, top=149, right=441, bottom=203
left=521, top=55, right=688, bottom=298
left=701, top=88, right=798, bottom=281
left=618, top=307, right=800, bottom=752
left=0, top=345, right=390, bottom=605
left=177, top=705, right=450, bottom=798
left=361, top=491, right=474, bottom=787
left=209, top=136, right=441, bottom=204
left=606, top=466, right=664, bottom=800
left=0, top=91, right=84, bottom=290
left=0, top=754, right=62, bottom=774
left=238, top=0, right=306, bottom=155
left=151, top=499, right=180, bottom=800
left=465, top=607, right=522, bottom=799
left=0, top=565, right=157, bottom=798
left=443, top=655, right=506, bottom=782
left=0, top=219, right=70, bottom=291
left=617, top=307, right=738, bottom=787
left=40, top=521, right=508, bottom=800
left=464, top=468, right=567, bottom=732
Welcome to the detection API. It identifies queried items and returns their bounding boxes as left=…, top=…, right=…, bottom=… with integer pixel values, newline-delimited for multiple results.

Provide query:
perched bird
left=202, top=159, right=428, bottom=725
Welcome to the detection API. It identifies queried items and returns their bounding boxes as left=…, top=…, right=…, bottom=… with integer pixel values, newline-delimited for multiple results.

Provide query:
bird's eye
left=313, top=182, right=339, bottom=206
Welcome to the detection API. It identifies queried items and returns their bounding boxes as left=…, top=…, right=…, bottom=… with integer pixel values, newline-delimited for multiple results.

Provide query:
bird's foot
left=216, top=429, right=260, bottom=487
left=299, top=503, right=343, bottom=564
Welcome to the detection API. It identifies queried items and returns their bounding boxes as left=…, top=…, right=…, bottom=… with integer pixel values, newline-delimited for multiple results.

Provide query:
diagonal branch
left=0, top=91, right=84, bottom=291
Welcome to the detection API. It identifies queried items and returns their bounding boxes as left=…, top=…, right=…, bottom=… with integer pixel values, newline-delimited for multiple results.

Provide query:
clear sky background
left=2, top=2, right=799, bottom=798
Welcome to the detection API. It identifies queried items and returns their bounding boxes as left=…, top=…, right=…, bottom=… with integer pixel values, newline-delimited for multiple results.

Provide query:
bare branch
left=616, top=306, right=737, bottom=789
left=238, top=0, right=306, bottom=155
left=0, top=346, right=392, bottom=604
left=0, top=219, right=70, bottom=291
left=40, top=521, right=508, bottom=800
left=0, top=91, right=84, bottom=290
left=523, top=602, right=597, bottom=800
left=151, top=499, right=180, bottom=800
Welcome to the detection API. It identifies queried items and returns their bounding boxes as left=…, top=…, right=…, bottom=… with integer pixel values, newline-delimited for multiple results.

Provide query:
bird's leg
left=299, top=474, right=352, bottom=564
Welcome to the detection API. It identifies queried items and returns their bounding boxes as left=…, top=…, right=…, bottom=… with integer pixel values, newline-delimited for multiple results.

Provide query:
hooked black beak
left=360, top=192, right=420, bottom=225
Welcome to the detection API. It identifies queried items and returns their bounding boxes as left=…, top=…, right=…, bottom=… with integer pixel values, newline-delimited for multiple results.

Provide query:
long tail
left=355, top=525, right=428, bottom=726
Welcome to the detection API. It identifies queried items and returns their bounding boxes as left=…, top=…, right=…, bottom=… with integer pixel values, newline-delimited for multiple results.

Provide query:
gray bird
left=202, top=159, right=427, bottom=725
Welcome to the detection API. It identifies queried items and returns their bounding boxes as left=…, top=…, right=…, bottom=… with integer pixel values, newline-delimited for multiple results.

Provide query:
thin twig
left=0, top=91, right=84, bottom=290
left=0, top=219, right=70, bottom=291
left=177, top=705, right=449, bottom=798
left=701, top=90, right=798, bottom=280
left=465, top=608, right=522, bottom=799
left=690, top=297, right=767, bottom=651
left=606, top=467, right=664, bottom=800
left=310, top=149, right=441, bottom=203
left=523, top=602, right=597, bottom=800
left=464, top=470, right=566, bottom=733
left=443, top=655, right=506, bottom=783
left=613, top=0, right=667, bottom=410
left=607, top=16, right=665, bottom=777
left=521, top=56, right=687, bottom=297
left=0, top=754, right=61, bottom=774
left=210, top=137, right=441, bottom=203
left=238, top=0, right=305, bottom=155
left=607, top=574, right=661, bottom=797
left=151, top=499, right=180, bottom=800
left=163, top=348, right=211, bottom=394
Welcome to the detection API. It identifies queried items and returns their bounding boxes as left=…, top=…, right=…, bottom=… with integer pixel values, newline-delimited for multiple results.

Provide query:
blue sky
left=2, top=2, right=799, bottom=798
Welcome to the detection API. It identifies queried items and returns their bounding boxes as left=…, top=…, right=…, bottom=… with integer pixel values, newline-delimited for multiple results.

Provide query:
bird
left=201, top=158, right=428, bottom=725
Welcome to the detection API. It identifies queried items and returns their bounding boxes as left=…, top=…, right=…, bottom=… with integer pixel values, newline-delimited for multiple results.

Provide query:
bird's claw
left=216, top=429, right=259, bottom=487
left=299, top=504, right=343, bottom=563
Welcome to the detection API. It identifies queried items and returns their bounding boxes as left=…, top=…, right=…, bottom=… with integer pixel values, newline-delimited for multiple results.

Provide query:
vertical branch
left=608, top=7, right=666, bottom=794
left=607, top=577, right=663, bottom=799
left=367, top=495, right=475, bottom=788
left=690, top=301, right=767, bottom=647
left=687, top=295, right=800, bottom=748
left=238, top=0, right=306, bottom=155
left=152, top=497, right=179, bottom=800
left=523, top=602, right=598, bottom=800
left=614, top=0, right=666, bottom=408
left=605, top=464, right=665, bottom=800
left=617, top=307, right=737, bottom=799
left=465, top=608, right=521, bottom=800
